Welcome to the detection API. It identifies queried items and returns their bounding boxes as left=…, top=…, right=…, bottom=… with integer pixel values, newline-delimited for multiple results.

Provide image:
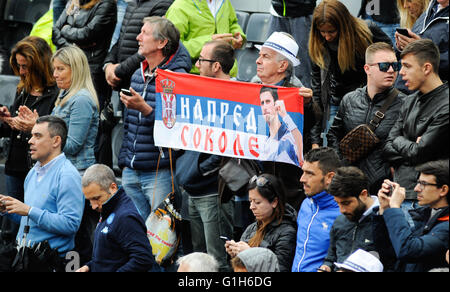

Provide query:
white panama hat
left=255, top=31, right=301, bottom=66
left=334, top=249, right=384, bottom=272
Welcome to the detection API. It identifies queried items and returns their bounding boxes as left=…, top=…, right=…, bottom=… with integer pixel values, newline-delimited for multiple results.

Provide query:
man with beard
left=318, top=166, right=383, bottom=272
left=291, top=147, right=341, bottom=272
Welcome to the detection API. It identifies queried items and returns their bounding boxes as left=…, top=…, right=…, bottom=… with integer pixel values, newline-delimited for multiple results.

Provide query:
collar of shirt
left=359, top=196, right=379, bottom=223
left=207, top=0, right=221, bottom=17
left=35, top=153, right=65, bottom=182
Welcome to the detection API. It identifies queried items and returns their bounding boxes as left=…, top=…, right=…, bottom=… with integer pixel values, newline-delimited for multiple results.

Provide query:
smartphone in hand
left=386, top=183, right=394, bottom=197
left=396, top=28, right=410, bottom=37
left=121, top=88, right=132, bottom=96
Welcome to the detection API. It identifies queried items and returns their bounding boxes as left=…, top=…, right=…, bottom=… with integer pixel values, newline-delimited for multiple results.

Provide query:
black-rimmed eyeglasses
left=368, top=62, right=402, bottom=72
left=416, top=180, right=440, bottom=191
left=198, top=58, right=216, bottom=65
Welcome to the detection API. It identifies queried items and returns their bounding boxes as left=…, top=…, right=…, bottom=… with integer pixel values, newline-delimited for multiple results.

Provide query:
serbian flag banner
left=154, top=69, right=304, bottom=168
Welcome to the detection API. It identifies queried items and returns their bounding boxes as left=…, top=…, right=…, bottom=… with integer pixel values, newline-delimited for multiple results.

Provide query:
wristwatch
left=103, top=62, right=112, bottom=72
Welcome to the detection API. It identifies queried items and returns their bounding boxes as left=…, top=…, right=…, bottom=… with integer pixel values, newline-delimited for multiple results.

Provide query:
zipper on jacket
left=350, top=225, right=358, bottom=253
left=297, top=198, right=320, bottom=271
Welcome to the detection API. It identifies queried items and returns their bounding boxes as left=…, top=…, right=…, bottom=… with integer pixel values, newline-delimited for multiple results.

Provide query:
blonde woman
left=20, top=45, right=99, bottom=171
left=308, top=0, right=391, bottom=148
left=397, top=0, right=430, bottom=29
left=394, top=0, right=448, bottom=90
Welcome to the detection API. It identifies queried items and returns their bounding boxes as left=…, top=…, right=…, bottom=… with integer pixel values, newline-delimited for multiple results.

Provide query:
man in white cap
left=254, top=31, right=317, bottom=212
left=334, top=249, right=384, bottom=272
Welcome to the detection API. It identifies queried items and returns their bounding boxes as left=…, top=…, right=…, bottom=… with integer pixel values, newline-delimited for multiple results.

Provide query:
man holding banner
left=254, top=31, right=315, bottom=211
left=175, top=40, right=235, bottom=271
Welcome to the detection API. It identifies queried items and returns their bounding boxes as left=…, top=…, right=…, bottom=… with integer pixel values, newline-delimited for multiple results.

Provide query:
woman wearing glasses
left=327, top=42, right=406, bottom=196
left=224, top=174, right=297, bottom=272
left=308, top=0, right=391, bottom=148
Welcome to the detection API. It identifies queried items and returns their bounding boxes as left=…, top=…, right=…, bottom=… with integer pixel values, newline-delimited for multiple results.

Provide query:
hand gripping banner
left=155, top=69, right=304, bottom=168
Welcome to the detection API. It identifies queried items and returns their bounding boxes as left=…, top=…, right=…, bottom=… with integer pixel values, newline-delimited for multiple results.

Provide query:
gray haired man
left=77, top=164, right=155, bottom=272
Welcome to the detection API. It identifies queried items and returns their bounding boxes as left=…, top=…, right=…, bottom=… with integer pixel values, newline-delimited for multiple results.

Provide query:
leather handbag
left=218, top=158, right=261, bottom=195
left=339, top=124, right=380, bottom=163
left=339, top=89, right=399, bottom=163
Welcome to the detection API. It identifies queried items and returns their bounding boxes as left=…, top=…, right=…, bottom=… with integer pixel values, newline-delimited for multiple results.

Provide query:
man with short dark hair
left=384, top=39, right=449, bottom=225
left=175, top=39, right=235, bottom=271
left=375, top=159, right=449, bottom=272
left=0, top=115, right=84, bottom=267
left=319, top=166, right=382, bottom=272
left=77, top=164, right=155, bottom=272
left=291, top=147, right=341, bottom=272
left=194, top=40, right=235, bottom=79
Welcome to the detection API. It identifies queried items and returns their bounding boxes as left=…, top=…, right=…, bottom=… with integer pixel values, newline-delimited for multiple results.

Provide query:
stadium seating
left=236, top=12, right=271, bottom=82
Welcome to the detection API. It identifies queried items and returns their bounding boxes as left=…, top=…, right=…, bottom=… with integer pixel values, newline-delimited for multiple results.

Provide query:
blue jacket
left=119, top=42, right=191, bottom=171
left=52, top=88, right=99, bottom=171
left=291, top=191, right=341, bottom=272
left=175, top=151, right=222, bottom=196
left=374, top=206, right=449, bottom=272
left=87, top=187, right=156, bottom=272
left=412, top=0, right=449, bottom=81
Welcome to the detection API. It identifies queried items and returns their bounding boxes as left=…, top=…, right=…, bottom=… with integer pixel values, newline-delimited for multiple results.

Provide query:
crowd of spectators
left=0, top=0, right=448, bottom=273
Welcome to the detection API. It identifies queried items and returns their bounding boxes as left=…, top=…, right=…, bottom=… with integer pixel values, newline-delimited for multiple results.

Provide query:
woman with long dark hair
left=0, top=36, right=59, bottom=241
left=225, top=174, right=297, bottom=272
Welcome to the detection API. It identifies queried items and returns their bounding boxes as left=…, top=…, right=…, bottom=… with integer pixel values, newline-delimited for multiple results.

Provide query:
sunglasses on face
left=368, top=62, right=402, bottom=72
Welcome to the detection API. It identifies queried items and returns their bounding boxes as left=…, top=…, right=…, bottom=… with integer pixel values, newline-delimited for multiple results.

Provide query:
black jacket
left=103, top=0, right=174, bottom=90
left=240, top=204, right=297, bottom=272
left=322, top=205, right=386, bottom=271
left=327, top=86, right=405, bottom=194
left=52, top=0, right=117, bottom=74
left=310, top=20, right=392, bottom=145
left=383, top=83, right=449, bottom=199
left=271, top=0, right=316, bottom=18
left=0, top=85, right=59, bottom=176
left=358, top=0, right=400, bottom=24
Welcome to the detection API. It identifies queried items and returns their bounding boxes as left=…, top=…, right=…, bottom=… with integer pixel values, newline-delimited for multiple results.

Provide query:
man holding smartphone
left=0, top=116, right=84, bottom=270
left=117, top=17, right=191, bottom=231
left=374, top=160, right=449, bottom=272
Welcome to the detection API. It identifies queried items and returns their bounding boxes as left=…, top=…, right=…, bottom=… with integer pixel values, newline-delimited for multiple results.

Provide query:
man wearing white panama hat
left=254, top=31, right=318, bottom=212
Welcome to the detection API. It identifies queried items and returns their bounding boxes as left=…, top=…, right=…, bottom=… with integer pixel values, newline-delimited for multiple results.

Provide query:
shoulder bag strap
left=368, top=88, right=399, bottom=131
left=151, top=148, right=175, bottom=210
